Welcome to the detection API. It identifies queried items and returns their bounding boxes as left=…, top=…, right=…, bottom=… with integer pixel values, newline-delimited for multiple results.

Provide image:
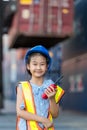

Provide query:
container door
left=46, top=0, right=73, bottom=36
left=62, top=0, right=73, bottom=35
left=47, top=0, right=59, bottom=34
left=18, top=0, right=44, bottom=34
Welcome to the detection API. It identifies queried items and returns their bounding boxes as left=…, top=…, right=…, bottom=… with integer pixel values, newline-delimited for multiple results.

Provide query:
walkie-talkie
left=42, top=75, right=65, bottom=102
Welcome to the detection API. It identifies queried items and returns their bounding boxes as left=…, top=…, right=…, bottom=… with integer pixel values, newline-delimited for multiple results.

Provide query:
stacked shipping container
left=8, top=0, right=74, bottom=48
left=18, top=0, right=73, bottom=36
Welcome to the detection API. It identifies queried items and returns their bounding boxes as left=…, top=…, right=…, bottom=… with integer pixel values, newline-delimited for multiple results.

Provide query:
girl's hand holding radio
left=44, top=85, right=57, bottom=99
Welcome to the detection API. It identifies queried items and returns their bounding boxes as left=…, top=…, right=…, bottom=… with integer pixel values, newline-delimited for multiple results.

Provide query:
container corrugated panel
left=46, top=0, right=73, bottom=36
left=18, top=0, right=73, bottom=36
left=18, top=0, right=45, bottom=34
left=62, top=0, right=73, bottom=35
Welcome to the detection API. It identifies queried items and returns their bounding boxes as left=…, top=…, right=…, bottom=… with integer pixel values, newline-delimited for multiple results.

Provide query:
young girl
left=16, top=45, right=59, bottom=130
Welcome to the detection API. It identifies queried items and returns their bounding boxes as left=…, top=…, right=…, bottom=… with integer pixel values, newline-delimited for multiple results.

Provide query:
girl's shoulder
left=16, top=81, right=27, bottom=88
left=45, top=79, right=54, bottom=83
left=43, top=79, right=54, bottom=88
left=16, top=81, right=29, bottom=94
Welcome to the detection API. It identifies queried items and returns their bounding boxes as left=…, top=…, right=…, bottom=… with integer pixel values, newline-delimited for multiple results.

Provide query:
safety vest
left=16, top=81, right=65, bottom=130
left=16, top=81, right=55, bottom=130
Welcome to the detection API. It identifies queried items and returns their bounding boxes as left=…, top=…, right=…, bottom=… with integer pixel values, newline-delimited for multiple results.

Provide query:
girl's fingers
left=46, top=86, right=55, bottom=92
left=49, top=86, right=55, bottom=91
left=45, top=88, right=56, bottom=98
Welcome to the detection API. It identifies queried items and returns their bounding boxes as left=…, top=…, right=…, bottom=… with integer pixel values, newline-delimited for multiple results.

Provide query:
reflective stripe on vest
left=55, top=85, right=65, bottom=103
left=17, top=81, right=54, bottom=130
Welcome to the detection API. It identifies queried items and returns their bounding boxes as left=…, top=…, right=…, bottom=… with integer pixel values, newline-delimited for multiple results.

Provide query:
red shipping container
left=9, top=0, right=74, bottom=48
left=18, top=0, right=73, bottom=36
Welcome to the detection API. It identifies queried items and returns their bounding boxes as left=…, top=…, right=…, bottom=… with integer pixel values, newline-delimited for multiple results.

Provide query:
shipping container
left=61, top=53, right=87, bottom=112
left=61, top=0, right=87, bottom=112
left=9, top=0, right=74, bottom=48
left=61, top=39, right=87, bottom=112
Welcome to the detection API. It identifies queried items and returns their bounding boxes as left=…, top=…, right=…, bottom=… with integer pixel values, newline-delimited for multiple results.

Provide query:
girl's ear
left=26, top=64, right=30, bottom=70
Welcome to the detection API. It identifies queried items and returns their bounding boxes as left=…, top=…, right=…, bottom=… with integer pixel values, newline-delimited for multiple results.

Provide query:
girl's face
left=27, top=54, right=48, bottom=78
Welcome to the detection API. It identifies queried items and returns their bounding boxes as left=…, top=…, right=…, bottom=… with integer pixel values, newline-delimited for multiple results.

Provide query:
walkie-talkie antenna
left=54, top=75, right=64, bottom=84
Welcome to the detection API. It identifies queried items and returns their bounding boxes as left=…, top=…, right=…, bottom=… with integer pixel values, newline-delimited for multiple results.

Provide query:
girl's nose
left=37, top=65, right=41, bottom=69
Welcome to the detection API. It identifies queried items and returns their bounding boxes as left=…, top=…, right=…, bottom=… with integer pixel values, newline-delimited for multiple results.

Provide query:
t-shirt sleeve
left=17, top=83, right=25, bottom=110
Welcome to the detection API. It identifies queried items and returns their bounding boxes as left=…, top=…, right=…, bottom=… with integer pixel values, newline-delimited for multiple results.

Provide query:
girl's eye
left=41, top=64, right=45, bottom=65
